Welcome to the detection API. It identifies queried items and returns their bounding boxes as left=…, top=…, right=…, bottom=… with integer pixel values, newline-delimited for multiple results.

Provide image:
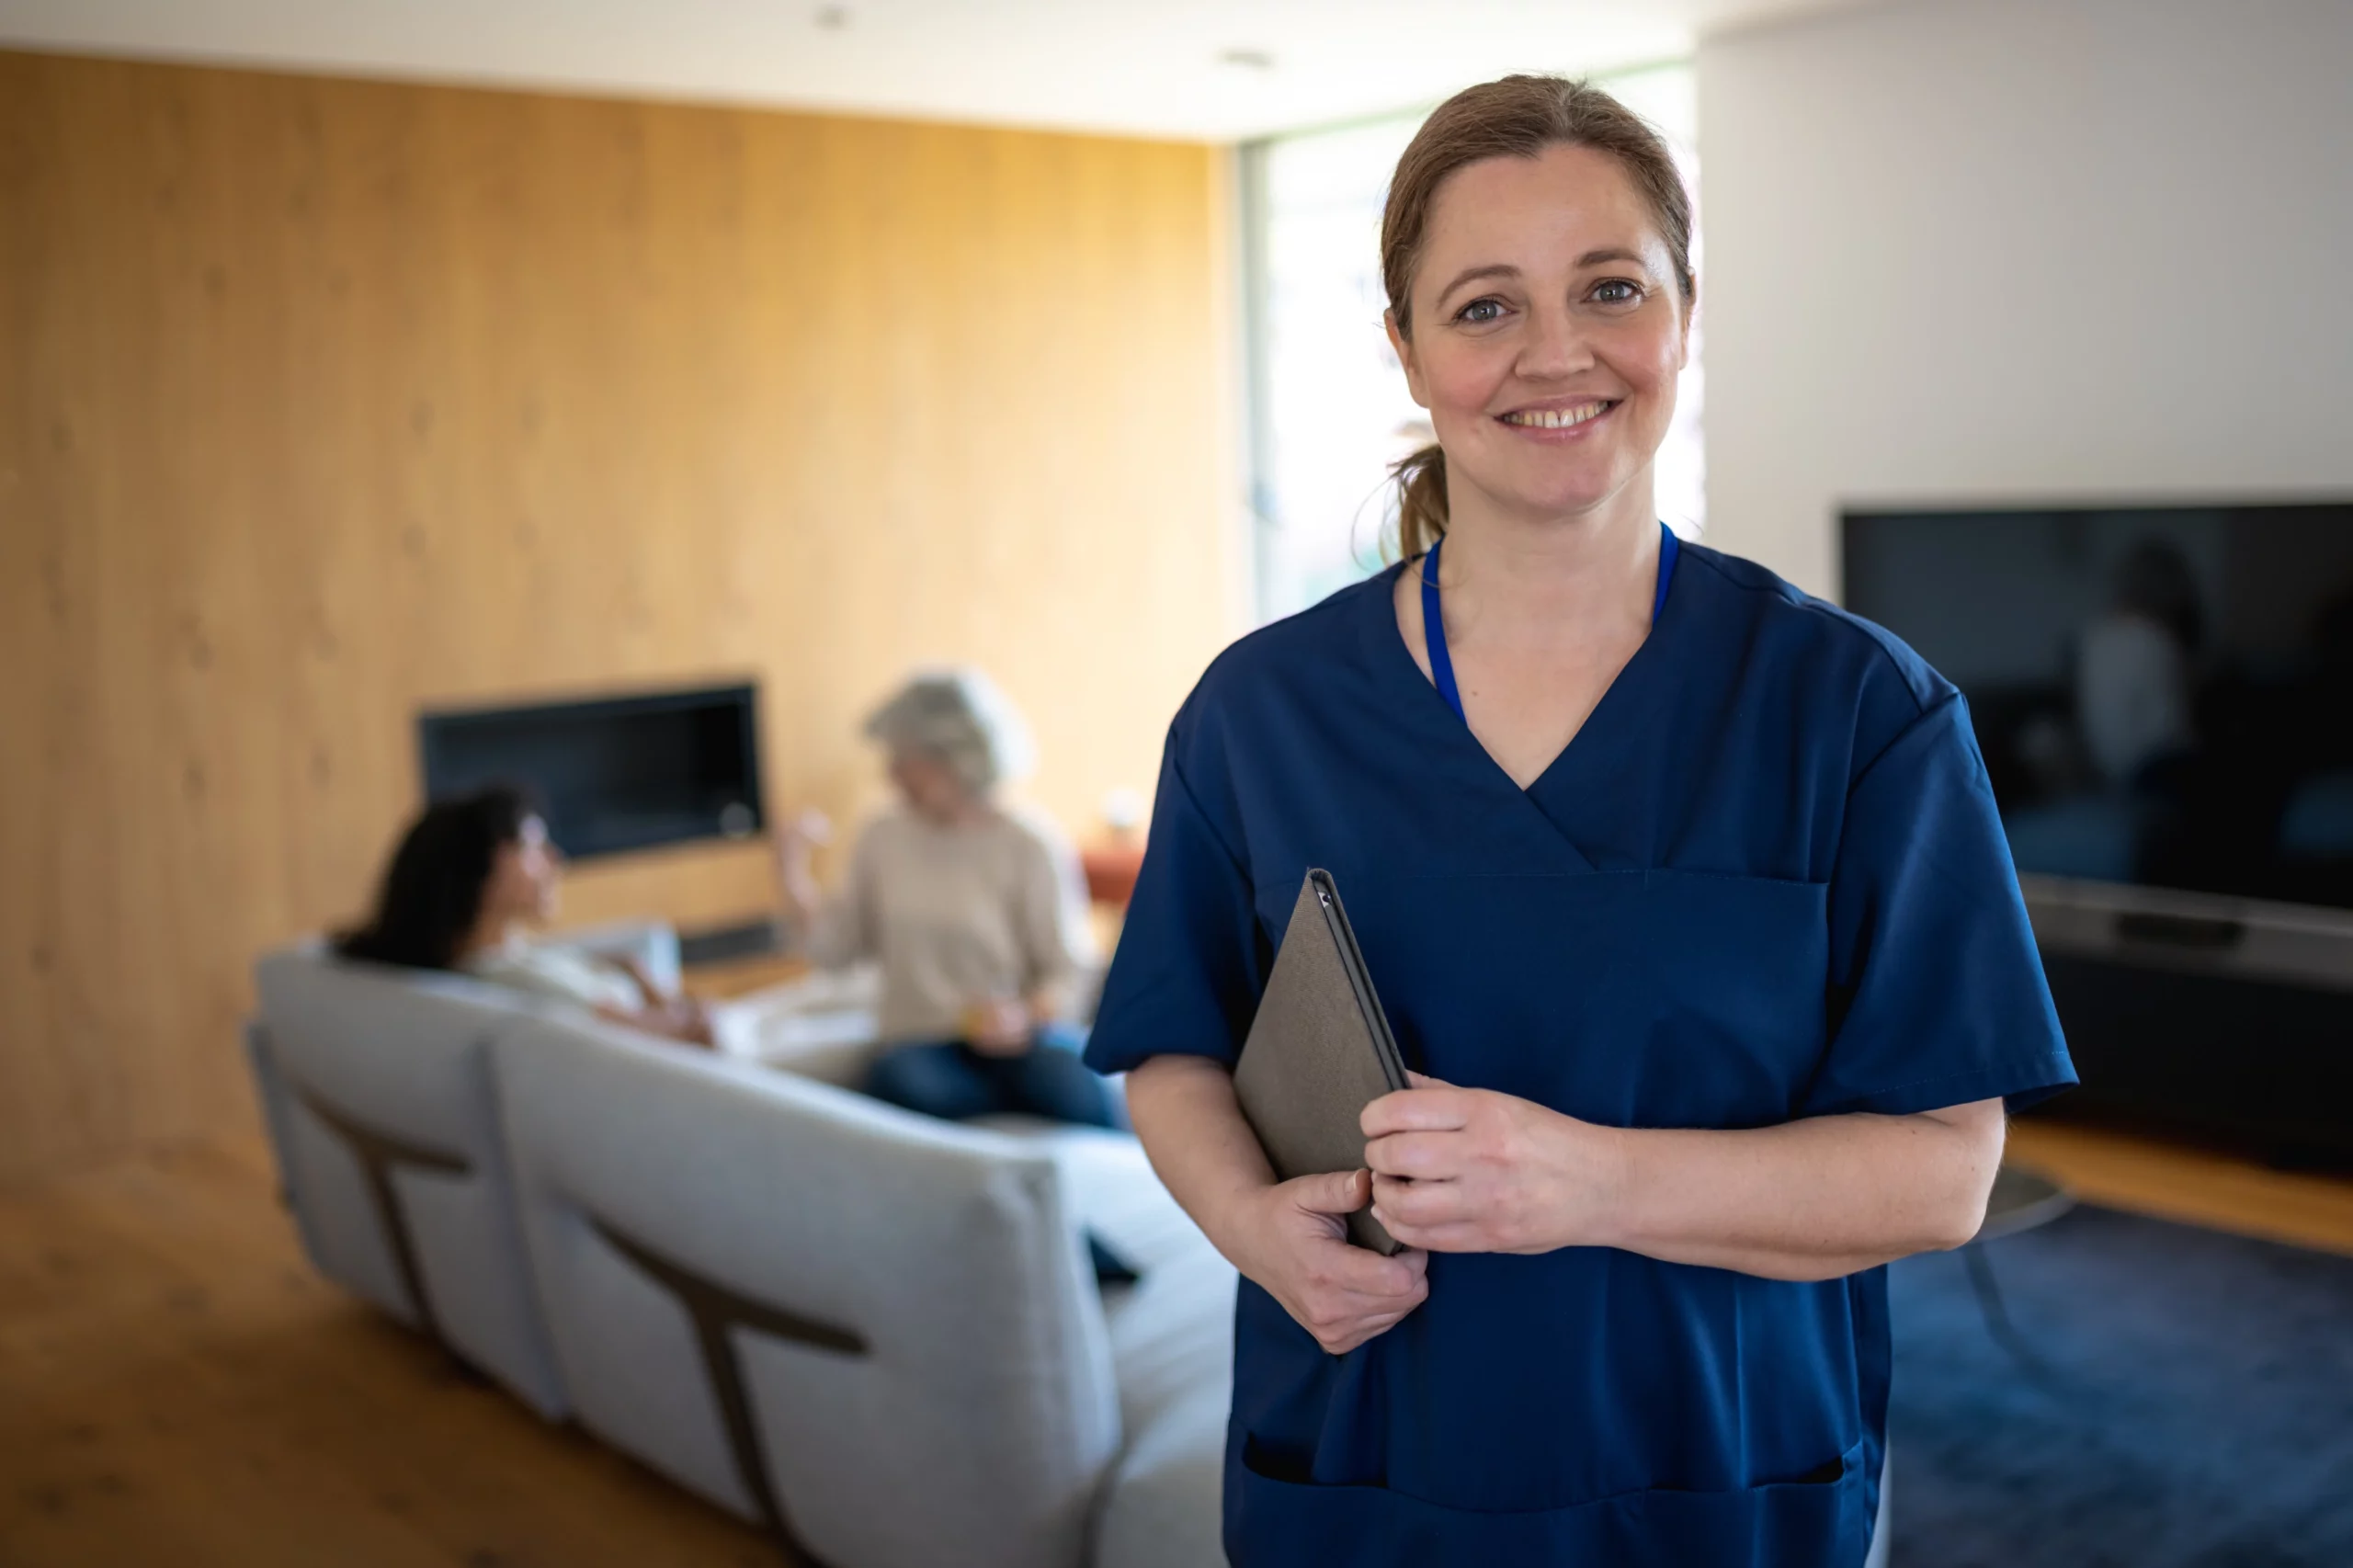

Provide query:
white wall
left=1697, top=0, right=2353, bottom=598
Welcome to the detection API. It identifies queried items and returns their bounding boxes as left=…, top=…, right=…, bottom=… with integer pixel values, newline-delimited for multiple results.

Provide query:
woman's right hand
left=1228, top=1169, right=1429, bottom=1356
left=772, top=809, right=832, bottom=920
left=775, top=808, right=832, bottom=864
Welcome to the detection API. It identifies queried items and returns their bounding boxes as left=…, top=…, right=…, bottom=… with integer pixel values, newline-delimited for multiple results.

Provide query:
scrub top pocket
left=1227, top=1425, right=1876, bottom=1568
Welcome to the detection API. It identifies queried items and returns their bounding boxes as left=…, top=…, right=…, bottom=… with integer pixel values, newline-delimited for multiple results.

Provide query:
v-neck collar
left=1361, top=526, right=1685, bottom=870
left=1420, top=525, right=1678, bottom=727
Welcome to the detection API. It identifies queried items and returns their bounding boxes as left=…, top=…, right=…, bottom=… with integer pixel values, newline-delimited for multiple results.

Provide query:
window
left=1241, top=63, right=1700, bottom=624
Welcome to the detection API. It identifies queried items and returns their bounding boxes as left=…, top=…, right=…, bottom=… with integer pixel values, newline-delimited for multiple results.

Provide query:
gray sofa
left=245, top=924, right=1233, bottom=1568
left=247, top=925, right=1893, bottom=1568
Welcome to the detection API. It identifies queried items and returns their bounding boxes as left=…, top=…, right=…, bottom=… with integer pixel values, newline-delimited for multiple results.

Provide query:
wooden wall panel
left=0, top=51, right=1242, bottom=1181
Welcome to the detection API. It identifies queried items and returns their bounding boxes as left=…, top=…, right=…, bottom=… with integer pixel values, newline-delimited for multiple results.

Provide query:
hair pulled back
left=1381, top=75, right=1695, bottom=559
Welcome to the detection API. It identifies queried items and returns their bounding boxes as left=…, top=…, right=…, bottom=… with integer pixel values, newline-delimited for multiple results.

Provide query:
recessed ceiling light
left=1216, top=48, right=1278, bottom=71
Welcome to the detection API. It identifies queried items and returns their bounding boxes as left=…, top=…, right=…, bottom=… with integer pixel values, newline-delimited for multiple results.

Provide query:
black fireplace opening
left=418, top=682, right=766, bottom=861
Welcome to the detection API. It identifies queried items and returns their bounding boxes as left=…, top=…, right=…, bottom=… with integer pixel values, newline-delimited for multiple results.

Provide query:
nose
left=1515, top=298, right=1595, bottom=382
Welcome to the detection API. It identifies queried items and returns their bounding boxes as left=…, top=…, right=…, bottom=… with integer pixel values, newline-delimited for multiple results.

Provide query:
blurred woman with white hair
left=775, top=668, right=1120, bottom=1129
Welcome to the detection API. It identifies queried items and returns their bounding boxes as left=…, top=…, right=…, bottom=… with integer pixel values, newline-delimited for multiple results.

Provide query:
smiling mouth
left=1498, top=400, right=1616, bottom=429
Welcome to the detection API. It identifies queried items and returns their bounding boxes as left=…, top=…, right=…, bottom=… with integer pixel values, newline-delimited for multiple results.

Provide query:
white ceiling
left=0, top=0, right=1866, bottom=142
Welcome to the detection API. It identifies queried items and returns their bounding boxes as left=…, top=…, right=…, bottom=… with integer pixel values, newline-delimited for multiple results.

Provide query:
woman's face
left=482, top=814, right=563, bottom=926
left=1387, top=142, right=1689, bottom=529
left=889, top=749, right=972, bottom=822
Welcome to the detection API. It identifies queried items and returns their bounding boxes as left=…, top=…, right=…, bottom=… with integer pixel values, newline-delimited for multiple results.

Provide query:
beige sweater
left=807, top=804, right=1097, bottom=1044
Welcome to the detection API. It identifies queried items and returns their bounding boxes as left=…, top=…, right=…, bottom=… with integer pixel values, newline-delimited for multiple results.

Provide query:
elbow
left=1922, top=1190, right=1990, bottom=1254
left=1915, top=1154, right=2001, bottom=1254
left=1915, top=1101, right=2008, bottom=1254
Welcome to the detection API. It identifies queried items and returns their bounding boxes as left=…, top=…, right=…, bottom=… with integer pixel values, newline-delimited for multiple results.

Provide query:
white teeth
left=1502, top=401, right=1610, bottom=428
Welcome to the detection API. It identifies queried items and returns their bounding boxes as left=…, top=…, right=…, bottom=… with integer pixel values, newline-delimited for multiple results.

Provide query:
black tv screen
left=418, top=682, right=765, bottom=860
left=1842, top=503, right=2353, bottom=915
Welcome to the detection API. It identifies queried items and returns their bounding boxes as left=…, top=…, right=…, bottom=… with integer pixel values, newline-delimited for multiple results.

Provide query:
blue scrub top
left=1085, top=534, right=2076, bottom=1567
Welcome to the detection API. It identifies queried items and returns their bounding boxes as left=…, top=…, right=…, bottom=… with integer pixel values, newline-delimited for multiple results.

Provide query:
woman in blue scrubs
left=1084, top=74, right=2075, bottom=1566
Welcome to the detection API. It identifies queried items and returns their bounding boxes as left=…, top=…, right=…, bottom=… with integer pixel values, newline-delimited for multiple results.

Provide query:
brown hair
left=1381, top=75, right=1696, bottom=559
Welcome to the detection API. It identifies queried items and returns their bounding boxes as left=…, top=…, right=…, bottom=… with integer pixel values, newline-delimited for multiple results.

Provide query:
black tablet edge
left=1306, top=869, right=1410, bottom=1096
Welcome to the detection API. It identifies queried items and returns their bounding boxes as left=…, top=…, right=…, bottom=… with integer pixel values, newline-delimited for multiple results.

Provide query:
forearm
left=595, top=999, right=715, bottom=1048
left=1124, top=1055, right=1279, bottom=1267
left=1601, top=1104, right=2004, bottom=1279
left=1133, top=1055, right=1432, bottom=1356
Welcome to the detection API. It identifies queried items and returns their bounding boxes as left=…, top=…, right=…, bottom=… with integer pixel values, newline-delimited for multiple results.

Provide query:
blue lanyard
left=1419, top=522, right=1680, bottom=726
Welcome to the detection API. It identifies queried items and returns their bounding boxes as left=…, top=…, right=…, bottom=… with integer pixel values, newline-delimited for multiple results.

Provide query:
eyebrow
left=1434, top=249, right=1654, bottom=305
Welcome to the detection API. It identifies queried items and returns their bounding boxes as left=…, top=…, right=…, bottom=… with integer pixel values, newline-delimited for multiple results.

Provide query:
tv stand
left=2023, top=876, right=2353, bottom=1170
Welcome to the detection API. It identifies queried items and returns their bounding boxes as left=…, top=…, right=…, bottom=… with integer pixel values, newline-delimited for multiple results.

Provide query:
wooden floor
left=2, top=1122, right=2347, bottom=1564
left=0, top=1138, right=773, bottom=1568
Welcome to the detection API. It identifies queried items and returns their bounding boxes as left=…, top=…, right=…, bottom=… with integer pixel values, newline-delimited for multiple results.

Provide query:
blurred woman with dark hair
left=337, top=784, right=714, bottom=1045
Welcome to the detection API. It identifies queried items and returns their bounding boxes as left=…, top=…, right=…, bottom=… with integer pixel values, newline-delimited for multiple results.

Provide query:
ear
left=1384, top=309, right=1431, bottom=410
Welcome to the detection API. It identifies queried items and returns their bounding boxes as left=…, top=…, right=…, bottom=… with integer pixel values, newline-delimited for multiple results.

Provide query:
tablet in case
left=1233, top=869, right=1411, bottom=1255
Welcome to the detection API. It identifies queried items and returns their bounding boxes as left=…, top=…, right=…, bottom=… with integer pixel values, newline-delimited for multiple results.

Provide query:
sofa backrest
left=249, top=942, right=568, bottom=1417
left=493, top=1012, right=1122, bottom=1568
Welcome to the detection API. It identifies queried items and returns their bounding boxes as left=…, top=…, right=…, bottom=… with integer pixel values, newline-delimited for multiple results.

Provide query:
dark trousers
left=867, top=1022, right=1122, bottom=1130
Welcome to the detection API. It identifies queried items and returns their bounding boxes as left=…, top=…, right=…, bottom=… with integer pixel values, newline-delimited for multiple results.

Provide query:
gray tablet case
left=1233, top=869, right=1412, bottom=1255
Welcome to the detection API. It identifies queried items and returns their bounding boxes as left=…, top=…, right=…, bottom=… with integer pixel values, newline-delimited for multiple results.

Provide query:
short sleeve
left=1083, top=738, right=1267, bottom=1074
left=1804, top=695, right=2077, bottom=1118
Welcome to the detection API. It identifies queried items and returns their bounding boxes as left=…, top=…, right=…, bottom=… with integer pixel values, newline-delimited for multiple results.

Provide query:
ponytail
left=1391, top=441, right=1449, bottom=562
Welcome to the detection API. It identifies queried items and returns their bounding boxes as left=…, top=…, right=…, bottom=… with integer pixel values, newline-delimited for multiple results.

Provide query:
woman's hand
left=1362, top=1074, right=1629, bottom=1255
left=772, top=809, right=833, bottom=923
left=1230, top=1169, right=1429, bottom=1356
left=1122, top=1055, right=1426, bottom=1356
left=963, top=996, right=1034, bottom=1057
left=609, top=953, right=669, bottom=1006
left=595, top=995, right=718, bottom=1051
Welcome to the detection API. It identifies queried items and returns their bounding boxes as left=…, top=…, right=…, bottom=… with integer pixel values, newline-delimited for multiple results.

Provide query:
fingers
left=1261, top=1175, right=1432, bottom=1352
left=1405, top=1071, right=1452, bottom=1088
left=1370, top=1171, right=1469, bottom=1230
left=1360, top=1086, right=1474, bottom=1139
left=1315, top=1295, right=1427, bottom=1355
left=1294, top=1226, right=1426, bottom=1297
left=1288, top=1167, right=1371, bottom=1217
left=1296, top=1267, right=1431, bottom=1354
left=1367, top=1216, right=1484, bottom=1254
left=1363, top=1130, right=1460, bottom=1181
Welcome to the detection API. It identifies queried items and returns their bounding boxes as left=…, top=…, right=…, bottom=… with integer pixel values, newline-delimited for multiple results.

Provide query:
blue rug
left=1888, top=1205, right=2353, bottom=1567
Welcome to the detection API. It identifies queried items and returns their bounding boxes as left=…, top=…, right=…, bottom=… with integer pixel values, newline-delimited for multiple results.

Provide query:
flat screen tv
left=1841, top=503, right=2353, bottom=918
left=417, top=682, right=765, bottom=861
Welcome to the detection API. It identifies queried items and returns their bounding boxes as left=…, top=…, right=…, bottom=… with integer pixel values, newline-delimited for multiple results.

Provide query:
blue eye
left=1592, top=279, right=1643, bottom=305
left=1455, top=298, right=1506, bottom=324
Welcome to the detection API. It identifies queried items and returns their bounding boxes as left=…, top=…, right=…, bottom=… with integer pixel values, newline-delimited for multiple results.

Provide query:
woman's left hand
left=964, top=997, right=1034, bottom=1057
left=610, top=953, right=670, bottom=1006
left=1361, top=1074, right=1630, bottom=1255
